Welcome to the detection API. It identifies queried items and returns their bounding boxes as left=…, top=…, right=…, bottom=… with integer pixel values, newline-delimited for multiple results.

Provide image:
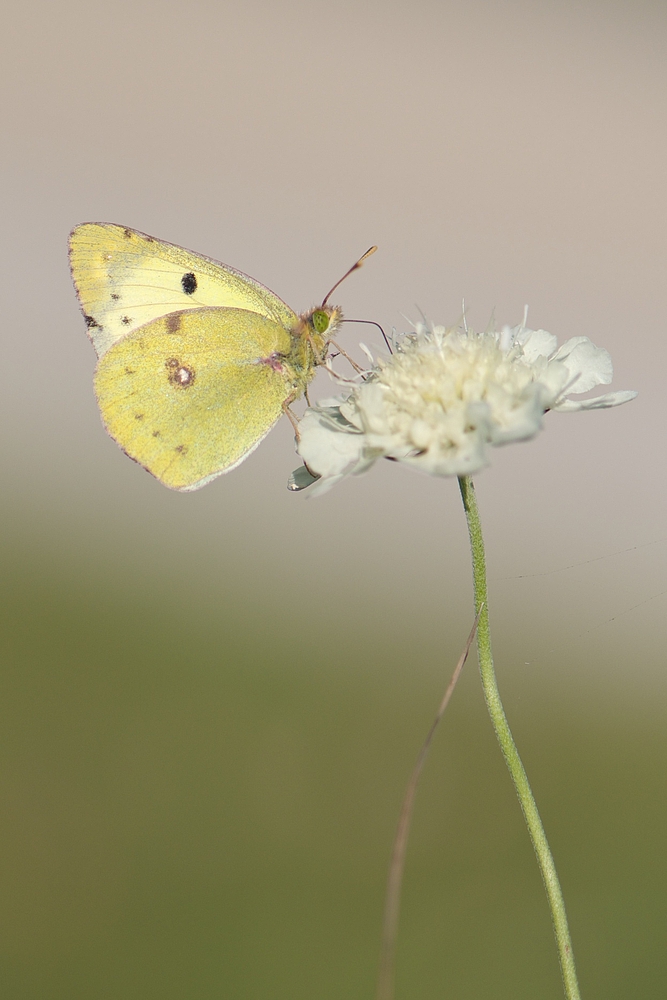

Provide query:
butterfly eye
left=312, top=310, right=330, bottom=334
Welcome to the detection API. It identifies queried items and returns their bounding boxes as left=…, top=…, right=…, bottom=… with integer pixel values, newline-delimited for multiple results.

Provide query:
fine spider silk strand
left=375, top=611, right=482, bottom=1000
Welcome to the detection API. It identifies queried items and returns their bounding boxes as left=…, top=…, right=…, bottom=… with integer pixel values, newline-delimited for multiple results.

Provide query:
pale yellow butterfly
left=69, top=223, right=374, bottom=490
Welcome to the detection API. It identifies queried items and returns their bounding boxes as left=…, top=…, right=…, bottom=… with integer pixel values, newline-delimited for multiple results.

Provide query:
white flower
left=291, top=318, right=637, bottom=493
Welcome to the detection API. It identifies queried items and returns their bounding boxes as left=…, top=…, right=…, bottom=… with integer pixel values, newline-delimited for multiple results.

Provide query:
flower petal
left=296, top=407, right=366, bottom=478
left=515, top=327, right=558, bottom=362
left=553, top=390, right=638, bottom=411
left=551, top=337, right=613, bottom=393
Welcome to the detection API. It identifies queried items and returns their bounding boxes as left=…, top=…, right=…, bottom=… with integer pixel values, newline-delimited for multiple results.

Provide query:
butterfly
left=69, top=223, right=374, bottom=490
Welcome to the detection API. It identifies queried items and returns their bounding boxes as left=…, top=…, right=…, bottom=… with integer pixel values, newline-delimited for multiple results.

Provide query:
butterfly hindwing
left=94, top=308, right=296, bottom=490
left=69, top=223, right=299, bottom=358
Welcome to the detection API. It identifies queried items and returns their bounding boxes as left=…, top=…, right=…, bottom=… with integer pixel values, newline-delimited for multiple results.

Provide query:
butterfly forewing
left=69, top=223, right=298, bottom=357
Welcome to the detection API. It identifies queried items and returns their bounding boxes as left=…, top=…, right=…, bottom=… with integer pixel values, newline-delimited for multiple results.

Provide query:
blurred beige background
left=1, top=0, right=666, bottom=998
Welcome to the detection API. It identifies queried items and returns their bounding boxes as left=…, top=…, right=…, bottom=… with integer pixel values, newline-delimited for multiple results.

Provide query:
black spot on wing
left=111, top=293, right=120, bottom=301
left=181, top=272, right=197, bottom=295
left=175, top=444, right=188, bottom=454
left=84, top=314, right=100, bottom=329
left=121, top=316, right=132, bottom=325
left=123, top=228, right=133, bottom=239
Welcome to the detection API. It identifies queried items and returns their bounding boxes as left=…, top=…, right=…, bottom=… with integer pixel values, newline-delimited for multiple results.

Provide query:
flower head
left=291, top=317, right=637, bottom=493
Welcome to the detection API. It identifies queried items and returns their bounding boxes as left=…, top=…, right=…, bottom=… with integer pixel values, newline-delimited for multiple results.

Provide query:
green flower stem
left=458, top=475, right=581, bottom=1000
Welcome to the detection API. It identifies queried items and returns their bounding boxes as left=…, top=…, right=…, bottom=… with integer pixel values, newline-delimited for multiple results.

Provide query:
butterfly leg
left=282, top=401, right=302, bottom=440
left=306, top=334, right=326, bottom=366
left=328, top=339, right=364, bottom=373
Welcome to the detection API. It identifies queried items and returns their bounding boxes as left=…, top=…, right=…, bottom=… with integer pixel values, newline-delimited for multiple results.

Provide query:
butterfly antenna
left=342, top=318, right=393, bottom=354
left=321, top=246, right=377, bottom=307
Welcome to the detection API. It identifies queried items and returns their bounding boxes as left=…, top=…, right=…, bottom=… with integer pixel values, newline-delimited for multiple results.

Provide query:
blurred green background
left=1, top=0, right=666, bottom=996
left=2, top=499, right=666, bottom=1000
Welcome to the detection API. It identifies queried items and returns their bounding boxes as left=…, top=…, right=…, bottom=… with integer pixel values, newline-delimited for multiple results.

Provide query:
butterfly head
left=305, top=303, right=343, bottom=336
left=294, top=304, right=343, bottom=362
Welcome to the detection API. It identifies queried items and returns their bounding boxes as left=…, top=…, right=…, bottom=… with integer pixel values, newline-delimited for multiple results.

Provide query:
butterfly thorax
left=282, top=304, right=342, bottom=392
